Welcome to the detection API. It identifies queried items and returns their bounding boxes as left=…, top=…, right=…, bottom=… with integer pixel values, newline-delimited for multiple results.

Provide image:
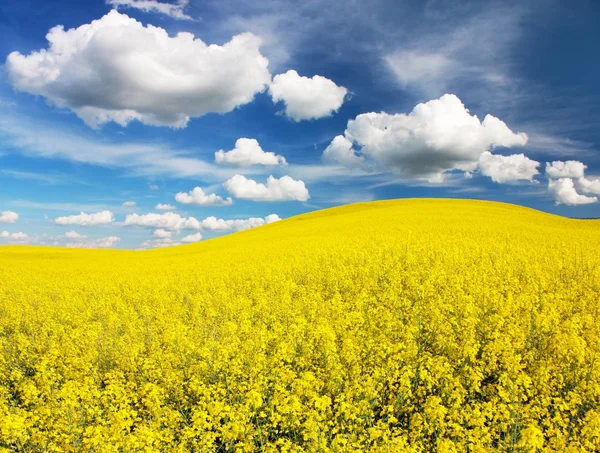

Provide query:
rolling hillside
left=1, top=199, right=599, bottom=452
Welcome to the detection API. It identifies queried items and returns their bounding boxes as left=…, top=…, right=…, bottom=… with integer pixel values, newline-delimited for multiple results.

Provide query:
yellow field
left=0, top=199, right=599, bottom=452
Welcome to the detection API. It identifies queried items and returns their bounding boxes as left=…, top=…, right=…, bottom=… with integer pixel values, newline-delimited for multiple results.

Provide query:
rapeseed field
left=0, top=199, right=599, bottom=452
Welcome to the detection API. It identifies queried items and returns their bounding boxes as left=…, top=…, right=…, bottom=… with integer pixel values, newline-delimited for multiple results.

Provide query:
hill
left=1, top=199, right=599, bottom=452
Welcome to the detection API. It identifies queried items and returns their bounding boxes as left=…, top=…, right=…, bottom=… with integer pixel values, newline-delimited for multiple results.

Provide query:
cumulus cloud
left=175, top=187, right=233, bottom=206
left=106, top=0, right=192, bottom=20
left=548, top=178, right=597, bottom=206
left=123, top=201, right=136, bottom=207
left=215, top=138, right=287, bottom=167
left=64, top=231, right=87, bottom=239
left=153, top=228, right=172, bottom=238
left=0, top=231, right=28, bottom=240
left=6, top=10, right=271, bottom=128
left=200, top=214, right=280, bottom=231
left=577, top=176, right=600, bottom=195
left=0, top=211, right=18, bottom=223
left=545, top=160, right=600, bottom=204
left=181, top=232, right=203, bottom=242
left=155, top=203, right=175, bottom=210
left=545, top=160, right=587, bottom=179
left=269, top=70, right=347, bottom=121
left=322, top=135, right=367, bottom=169
left=324, top=94, right=528, bottom=181
left=224, top=174, right=310, bottom=201
left=478, top=151, right=539, bottom=183
left=66, top=236, right=120, bottom=248
left=123, top=212, right=201, bottom=231
left=54, top=210, right=114, bottom=226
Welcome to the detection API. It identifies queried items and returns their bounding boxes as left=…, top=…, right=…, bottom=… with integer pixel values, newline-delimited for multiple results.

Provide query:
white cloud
left=322, top=135, right=366, bottom=169
left=215, top=138, right=287, bottom=167
left=224, top=174, right=310, bottom=201
left=153, top=228, right=171, bottom=238
left=478, top=151, right=539, bottom=183
left=155, top=203, right=176, bottom=210
left=6, top=10, right=271, bottom=128
left=269, top=70, right=347, bottom=121
left=577, top=176, right=600, bottom=195
left=64, top=231, right=87, bottom=239
left=123, top=212, right=201, bottom=231
left=175, top=187, right=233, bottom=206
left=545, top=160, right=600, bottom=204
left=0, top=211, right=18, bottom=223
left=181, top=232, right=203, bottom=242
left=123, top=201, right=136, bottom=207
left=150, top=185, right=159, bottom=190
left=200, top=214, right=280, bottom=231
left=0, top=231, right=28, bottom=241
left=66, top=236, right=120, bottom=248
left=324, top=94, right=528, bottom=181
left=548, top=178, right=597, bottom=206
left=106, top=0, right=192, bottom=20
left=54, top=210, right=114, bottom=226
left=545, top=160, right=587, bottom=179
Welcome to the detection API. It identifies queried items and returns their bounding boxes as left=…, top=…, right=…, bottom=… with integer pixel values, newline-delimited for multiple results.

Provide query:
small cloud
left=155, top=203, right=175, bottom=211
left=215, top=138, right=287, bottom=167
left=269, top=70, right=347, bottom=121
left=175, top=187, right=233, bottom=206
left=0, top=211, right=19, bottom=224
left=223, top=174, right=310, bottom=202
left=123, top=201, right=137, bottom=207
left=54, top=211, right=114, bottom=226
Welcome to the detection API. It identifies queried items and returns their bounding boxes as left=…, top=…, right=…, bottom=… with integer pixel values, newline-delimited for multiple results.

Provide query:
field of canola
left=0, top=199, right=599, bottom=452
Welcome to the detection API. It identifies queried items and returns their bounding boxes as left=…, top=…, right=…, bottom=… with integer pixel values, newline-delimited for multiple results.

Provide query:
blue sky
left=1, top=0, right=599, bottom=249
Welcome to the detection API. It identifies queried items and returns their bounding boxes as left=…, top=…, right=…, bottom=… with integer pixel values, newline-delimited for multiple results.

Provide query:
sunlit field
left=1, top=199, right=599, bottom=452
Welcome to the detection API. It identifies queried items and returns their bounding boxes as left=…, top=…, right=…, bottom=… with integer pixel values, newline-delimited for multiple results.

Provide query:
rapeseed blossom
left=0, top=199, right=599, bottom=451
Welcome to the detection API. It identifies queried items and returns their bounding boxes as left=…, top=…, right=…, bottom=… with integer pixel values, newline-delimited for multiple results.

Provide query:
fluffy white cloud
left=215, top=138, right=287, bottom=167
left=181, top=232, right=203, bottom=242
left=324, top=94, right=528, bottom=180
left=107, top=0, right=192, bottom=20
left=64, top=231, right=87, bottom=239
left=123, top=212, right=201, bottom=231
left=153, top=228, right=172, bottom=238
left=175, top=187, right=233, bottom=206
left=0, top=231, right=28, bottom=240
left=545, top=160, right=586, bottom=179
left=123, top=201, right=136, bottom=207
left=577, top=176, right=600, bottom=195
left=269, top=70, right=347, bottom=121
left=0, top=211, right=18, bottom=223
left=322, top=135, right=366, bottom=168
left=6, top=10, right=271, bottom=128
left=66, top=236, right=120, bottom=248
left=54, top=210, right=114, bottom=226
left=200, top=214, right=280, bottom=231
left=224, top=174, right=310, bottom=201
left=155, top=203, right=175, bottom=210
left=478, top=151, right=539, bottom=183
left=545, top=160, right=600, bottom=204
left=548, top=178, right=597, bottom=206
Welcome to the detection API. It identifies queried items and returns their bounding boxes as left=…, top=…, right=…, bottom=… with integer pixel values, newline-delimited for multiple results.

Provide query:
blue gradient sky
left=1, top=0, right=599, bottom=249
